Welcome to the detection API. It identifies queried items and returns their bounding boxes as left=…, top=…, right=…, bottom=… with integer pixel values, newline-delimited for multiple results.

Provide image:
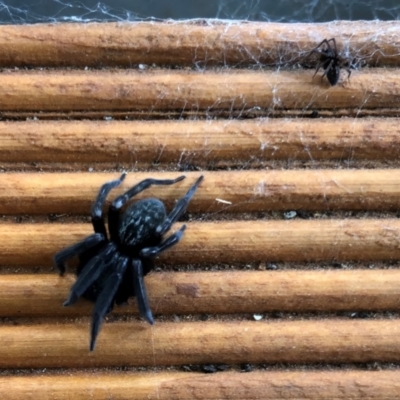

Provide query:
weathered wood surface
left=2, top=219, right=400, bottom=266
left=0, top=69, right=398, bottom=113
left=0, top=119, right=400, bottom=164
left=0, top=21, right=398, bottom=67
left=1, top=270, right=400, bottom=316
left=0, top=320, right=399, bottom=368
left=2, top=370, right=400, bottom=400
left=1, top=170, right=400, bottom=214
left=0, top=20, right=399, bottom=400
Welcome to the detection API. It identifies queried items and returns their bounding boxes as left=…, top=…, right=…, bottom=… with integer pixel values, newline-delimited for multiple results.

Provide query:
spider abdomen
left=118, top=198, right=166, bottom=249
left=327, top=65, right=340, bottom=86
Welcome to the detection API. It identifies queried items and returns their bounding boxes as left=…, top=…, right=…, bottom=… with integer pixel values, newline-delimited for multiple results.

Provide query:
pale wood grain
left=0, top=320, right=399, bottom=368
left=0, top=21, right=397, bottom=67
left=1, top=118, right=399, bottom=164
left=1, top=220, right=399, bottom=266
left=1, top=270, right=400, bottom=316
left=1, top=170, right=400, bottom=214
left=0, top=69, right=397, bottom=113
left=1, top=370, right=400, bottom=399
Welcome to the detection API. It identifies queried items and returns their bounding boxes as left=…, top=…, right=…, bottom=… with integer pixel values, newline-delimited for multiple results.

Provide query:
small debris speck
left=202, top=365, right=217, bottom=373
left=284, top=211, right=297, bottom=219
left=240, top=364, right=253, bottom=372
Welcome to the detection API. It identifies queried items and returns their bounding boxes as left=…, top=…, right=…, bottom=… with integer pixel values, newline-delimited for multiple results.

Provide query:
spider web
left=0, top=0, right=398, bottom=217
left=0, top=0, right=399, bottom=382
left=0, top=0, right=398, bottom=23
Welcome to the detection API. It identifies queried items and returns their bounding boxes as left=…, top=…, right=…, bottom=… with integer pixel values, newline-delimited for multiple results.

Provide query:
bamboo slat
left=1, top=270, right=400, bottom=317
left=1, top=220, right=399, bottom=266
left=0, top=320, right=399, bottom=368
left=1, top=370, right=400, bottom=400
left=0, top=69, right=398, bottom=113
left=0, top=21, right=398, bottom=67
left=2, top=170, right=400, bottom=214
left=0, top=19, right=399, bottom=397
left=1, top=118, right=400, bottom=164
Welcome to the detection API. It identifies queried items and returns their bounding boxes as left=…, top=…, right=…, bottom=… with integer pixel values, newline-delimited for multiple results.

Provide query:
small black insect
left=55, top=173, right=203, bottom=351
left=310, top=38, right=354, bottom=86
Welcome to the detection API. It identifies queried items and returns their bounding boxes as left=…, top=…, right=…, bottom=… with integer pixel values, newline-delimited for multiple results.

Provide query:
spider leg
left=63, top=243, right=117, bottom=306
left=156, top=175, right=204, bottom=235
left=327, top=38, right=337, bottom=53
left=312, top=60, right=324, bottom=78
left=54, top=233, right=105, bottom=276
left=90, top=256, right=129, bottom=351
left=107, top=175, right=186, bottom=240
left=309, top=38, right=330, bottom=54
left=131, top=259, right=154, bottom=325
left=92, top=173, right=126, bottom=238
left=141, top=224, right=186, bottom=258
left=321, top=59, right=335, bottom=80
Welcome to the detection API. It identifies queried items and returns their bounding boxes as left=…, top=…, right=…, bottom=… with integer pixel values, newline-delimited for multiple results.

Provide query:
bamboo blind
left=1, top=20, right=400, bottom=399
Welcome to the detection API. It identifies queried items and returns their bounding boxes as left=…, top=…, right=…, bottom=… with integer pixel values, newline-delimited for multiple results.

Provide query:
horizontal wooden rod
left=2, top=170, right=400, bottom=214
left=0, top=69, right=398, bottom=112
left=2, top=270, right=400, bottom=317
left=1, top=118, right=400, bottom=164
left=0, top=21, right=398, bottom=67
left=1, top=370, right=400, bottom=399
left=1, top=220, right=400, bottom=266
left=1, top=320, right=400, bottom=368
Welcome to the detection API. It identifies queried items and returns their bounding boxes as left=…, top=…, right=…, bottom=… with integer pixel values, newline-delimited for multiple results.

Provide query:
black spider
left=54, top=173, right=203, bottom=351
left=310, top=38, right=354, bottom=86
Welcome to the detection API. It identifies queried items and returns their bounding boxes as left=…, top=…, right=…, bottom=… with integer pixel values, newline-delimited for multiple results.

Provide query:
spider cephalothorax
left=54, top=173, right=203, bottom=351
left=310, top=38, right=354, bottom=86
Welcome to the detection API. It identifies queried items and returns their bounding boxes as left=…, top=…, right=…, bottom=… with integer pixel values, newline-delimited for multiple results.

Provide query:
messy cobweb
left=1, top=0, right=399, bottom=218
left=0, top=0, right=398, bottom=23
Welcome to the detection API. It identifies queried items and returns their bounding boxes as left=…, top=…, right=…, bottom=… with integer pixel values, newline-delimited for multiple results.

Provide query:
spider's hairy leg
left=327, top=38, right=337, bottom=51
left=107, top=175, right=186, bottom=240
left=312, top=60, right=324, bottom=78
left=54, top=233, right=105, bottom=276
left=92, top=172, right=126, bottom=237
left=309, top=38, right=329, bottom=56
left=156, top=175, right=204, bottom=235
left=321, top=59, right=335, bottom=80
left=90, top=256, right=129, bottom=351
left=63, top=243, right=117, bottom=306
left=141, top=224, right=186, bottom=258
left=132, top=259, right=154, bottom=325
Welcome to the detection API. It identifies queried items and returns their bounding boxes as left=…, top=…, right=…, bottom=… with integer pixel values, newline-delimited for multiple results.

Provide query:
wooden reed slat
left=2, top=170, right=400, bottom=214
left=0, top=21, right=398, bottom=67
left=0, top=69, right=398, bottom=113
left=1, top=270, right=400, bottom=317
left=1, top=370, right=400, bottom=399
left=0, top=320, right=400, bottom=368
left=1, top=220, right=400, bottom=266
left=1, top=118, right=400, bottom=164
